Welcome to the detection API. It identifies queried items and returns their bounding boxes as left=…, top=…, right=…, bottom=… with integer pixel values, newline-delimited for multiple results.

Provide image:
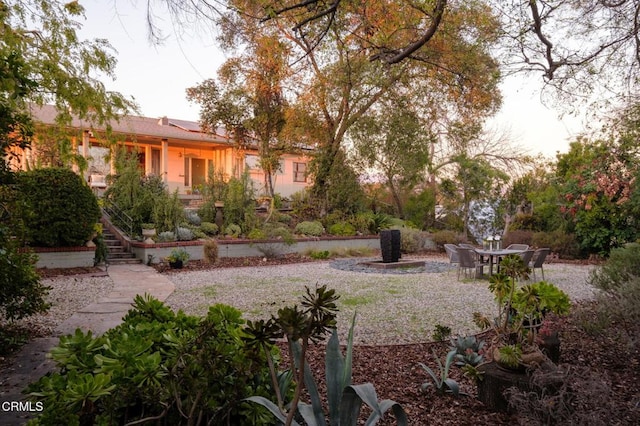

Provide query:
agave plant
left=245, top=286, right=408, bottom=425
left=418, top=349, right=462, bottom=397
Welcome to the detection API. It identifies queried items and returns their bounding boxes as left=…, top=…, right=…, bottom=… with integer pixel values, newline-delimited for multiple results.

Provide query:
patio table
left=473, top=249, right=525, bottom=276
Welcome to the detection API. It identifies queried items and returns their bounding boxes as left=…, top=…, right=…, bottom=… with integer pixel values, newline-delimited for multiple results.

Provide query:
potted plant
left=472, top=254, right=570, bottom=411
left=141, top=223, right=156, bottom=244
left=166, top=248, right=190, bottom=269
left=474, top=255, right=569, bottom=369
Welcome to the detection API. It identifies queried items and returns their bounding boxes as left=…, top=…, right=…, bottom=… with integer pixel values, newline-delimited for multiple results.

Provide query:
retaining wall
left=131, top=236, right=382, bottom=264
left=32, top=246, right=96, bottom=269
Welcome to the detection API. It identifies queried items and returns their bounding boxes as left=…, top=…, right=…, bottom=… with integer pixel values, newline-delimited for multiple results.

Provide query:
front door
left=192, top=158, right=206, bottom=188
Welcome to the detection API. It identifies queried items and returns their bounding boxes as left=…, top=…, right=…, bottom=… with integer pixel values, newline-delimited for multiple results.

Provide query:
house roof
left=29, top=104, right=232, bottom=146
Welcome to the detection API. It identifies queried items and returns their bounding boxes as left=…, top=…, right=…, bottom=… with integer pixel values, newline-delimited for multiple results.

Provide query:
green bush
left=153, top=189, right=185, bottom=234
left=248, top=228, right=268, bottom=240
left=394, top=226, right=426, bottom=253
left=16, top=168, right=100, bottom=247
left=0, top=227, right=50, bottom=323
left=223, top=170, right=256, bottom=232
left=290, top=188, right=317, bottom=221
left=589, top=243, right=640, bottom=294
left=508, top=213, right=542, bottom=231
left=225, top=223, right=242, bottom=238
left=294, top=221, right=324, bottom=237
left=104, top=150, right=167, bottom=232
left=430, top=230, right=465, bottom=250
left=200, top=221, right=219, bottom=236
left=262, top=223, right=295, bottom=244
left=27, top=295, right=277, bottom=425
left=503, top=230, right=534, bottom=248
left=532, top=230, right=579, bottom=258
left=328, top=221, right=356, bottom=236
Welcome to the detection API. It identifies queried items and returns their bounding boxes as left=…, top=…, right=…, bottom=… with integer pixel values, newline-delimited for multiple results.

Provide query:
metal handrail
left=102, top=200, right=135, bottom=237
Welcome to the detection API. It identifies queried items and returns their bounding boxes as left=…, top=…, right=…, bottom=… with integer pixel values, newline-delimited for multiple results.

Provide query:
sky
left=78, top=0, right=584, bottom=158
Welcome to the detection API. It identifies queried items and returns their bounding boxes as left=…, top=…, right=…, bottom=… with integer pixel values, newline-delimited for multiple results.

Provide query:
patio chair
left=518, top=249, right=535, bottom=274
left=444, top=244, right=459, bottom=274
left=529, top=248, right=551, bottom=281
left=456, top=247, right=489, bottom=280
left=505, top=244, right=529, bottom=251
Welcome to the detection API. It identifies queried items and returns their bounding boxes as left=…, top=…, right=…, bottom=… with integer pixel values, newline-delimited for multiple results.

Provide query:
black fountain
left=359, top=229, right=425, bottom=270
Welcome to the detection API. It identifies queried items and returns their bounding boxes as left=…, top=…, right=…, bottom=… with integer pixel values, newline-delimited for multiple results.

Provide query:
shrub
left=153, top=189, right=184, bottom=234
left=248, top=228, right=268, bottom=240
left=223, top=170, right=256, bottom=232
left=349, top=211, right=375, bottom=235
left=16, top=168, right=100, bottom=247
left=225, top=223, right=242, bottom=238
left=203, top=239, right=219, bottom=264
left=307, top=249, right=331, bottom=259
left=430, top=230, right=465, bottom=249
left=185, top=210, right=202, bottom=226
left=263, top=223, right=295, bottom=244
left=271, top=211, right=292, bottom=224
left=394, top=226, right=426, bottom=253
left=294, top=221, right=324, bottom=237
left=176, top=226, right=194, bottom=241
left=328, top=221, right=356, bottom=236
left=532, top=230, right=579, bottom=258
left=503, top=230, right=534, bottom=248
left=589, top=243, right=640, bottom=294
left=200, top=221, right=219, bottom=236
left=104, top=150, right=166, bottom=230
left=0, top=226, right=50, bottom=323
left=432, top=324, right=452, bottom=342
left=157, top=231, right=176, bottom=242
left=28, top=295, right=278, bottom=425
left=508, top=213, right=542, bottom=231
left=290, top=188, right=317, bottom=221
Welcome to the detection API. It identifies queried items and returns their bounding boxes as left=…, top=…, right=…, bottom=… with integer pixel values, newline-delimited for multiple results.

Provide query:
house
left=12, top=104, right=311, bottom=198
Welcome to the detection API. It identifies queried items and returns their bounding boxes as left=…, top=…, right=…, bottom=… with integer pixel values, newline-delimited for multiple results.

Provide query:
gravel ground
left=13, top=274, right=114, bottom=336
left=164, top=256, right=597, bottom=345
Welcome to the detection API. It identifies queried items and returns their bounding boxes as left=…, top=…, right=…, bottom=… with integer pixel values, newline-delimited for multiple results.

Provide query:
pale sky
left=78, top=0, right=583, bottom=158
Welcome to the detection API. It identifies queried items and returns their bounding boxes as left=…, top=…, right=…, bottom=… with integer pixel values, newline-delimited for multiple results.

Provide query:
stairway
left=102, top=228, right=141, bottom=265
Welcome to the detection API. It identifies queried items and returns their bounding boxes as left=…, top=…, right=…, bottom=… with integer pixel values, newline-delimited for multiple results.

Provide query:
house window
left=151, top=149, right=161, bottom=175
left=293, top=162, right=307, bottom=182
left=245, top=154, right=260, bottom=170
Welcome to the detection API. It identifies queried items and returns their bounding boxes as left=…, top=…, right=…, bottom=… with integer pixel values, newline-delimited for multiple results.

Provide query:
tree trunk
left=477, top=362, right=531, bottom=413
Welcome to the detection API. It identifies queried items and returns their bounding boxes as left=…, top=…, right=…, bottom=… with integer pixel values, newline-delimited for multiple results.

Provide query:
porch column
left=82, top=130, right=90, bottom=180
left=144, top=145, right=152, bottom=175
left=71, top=136, right=79, bottom=173
left=161, top=138, right=168, bottom=184
left=109, top=144, right=116, bottom=176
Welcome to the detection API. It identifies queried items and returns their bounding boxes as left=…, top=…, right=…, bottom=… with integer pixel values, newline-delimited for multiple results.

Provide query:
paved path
left=0, top=264, right=175, bottom=425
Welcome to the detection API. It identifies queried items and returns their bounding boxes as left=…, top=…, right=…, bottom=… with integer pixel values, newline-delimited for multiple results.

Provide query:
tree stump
left=477, top=362, right=532, bottom=413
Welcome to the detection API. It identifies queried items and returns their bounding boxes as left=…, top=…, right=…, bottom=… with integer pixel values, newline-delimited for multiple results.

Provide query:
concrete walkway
left=0, top=264, right=175, bottom=425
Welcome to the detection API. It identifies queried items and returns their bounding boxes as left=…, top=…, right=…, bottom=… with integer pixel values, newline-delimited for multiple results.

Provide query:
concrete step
left=107, top=257, right=142, bottom=265
left=107, top=252, right=136, bottom=259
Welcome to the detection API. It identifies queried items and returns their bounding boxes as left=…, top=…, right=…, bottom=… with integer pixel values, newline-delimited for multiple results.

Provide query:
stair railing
left=102, top=200, right=135, bottom=238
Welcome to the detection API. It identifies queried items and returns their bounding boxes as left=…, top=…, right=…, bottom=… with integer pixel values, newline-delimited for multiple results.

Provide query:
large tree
left=188, top=34, right=291, bottom=198
left=149, top=0, right=640, bottom=108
